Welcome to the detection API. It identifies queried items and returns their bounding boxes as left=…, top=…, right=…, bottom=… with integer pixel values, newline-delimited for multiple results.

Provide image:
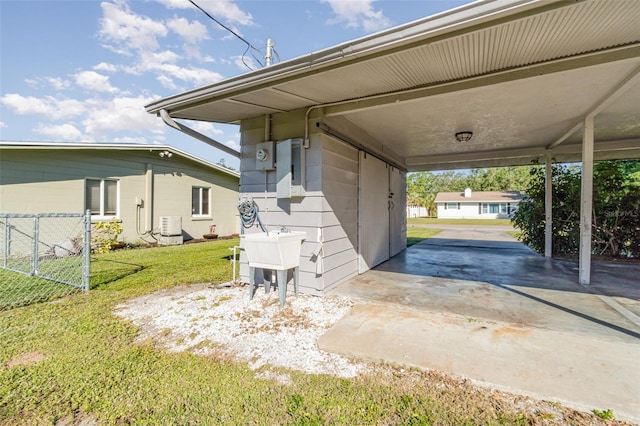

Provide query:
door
left=358, top=152, right=390, bottom=273
left=389, top=167, right=407, bottom=257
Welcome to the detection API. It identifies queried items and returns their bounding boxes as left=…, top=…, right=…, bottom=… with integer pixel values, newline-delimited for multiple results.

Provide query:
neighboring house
left=0, top=142, right=240, bottom=244
left=435, top=189, right=523, bottom=219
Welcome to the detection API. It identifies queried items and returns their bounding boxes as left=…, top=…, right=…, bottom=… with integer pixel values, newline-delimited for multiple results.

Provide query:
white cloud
left=155, top=0, right=253, bottom=26
left=1, top=94, right=86, bottom=119
left=167, top=16, right=209, bottom=44
left=2, top=92, right=165, bottom=140
left=99, top=1, right=168, bottom=55
left=35, top=123, right=87, bottom=141
left=81, top=95, right=165, bottom=136
left=23, top=77, right=71, bottom=90
left=224, top=138, right=240, bottom=151
left=94, top=62, right=118, bottom=73
left=0, top=121, right=6, bottom=128
left=136, top=50, right=181, bottom=70
left=74, top=71, right=119, bottom=93
left=156, top=75, right=179, bottom=90
left=47, top=77, right=72, bottom=90
left=322, top=0, right=391, bottom=32
left=143, top=62, right=224, bottom=89
left=187, top=120, right=224, bottom=137
left=232, top=55, right=258, bottom=71
left=113, top=136, right=149, bottom=144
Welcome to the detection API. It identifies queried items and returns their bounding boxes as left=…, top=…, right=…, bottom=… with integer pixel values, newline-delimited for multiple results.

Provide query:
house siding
left=236, top=108, right=407, bottom=296
left=0, top=148, right=239, bottom=242
left=237, top=111, right=364, bottom=295
left=238, top=114, right=326, bottom=295
left=320, top=135, right=359, bottom=292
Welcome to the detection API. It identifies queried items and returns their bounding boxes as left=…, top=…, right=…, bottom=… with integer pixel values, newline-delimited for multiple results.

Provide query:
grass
left=408, top=217, right=514, bottom=226
left=406, top=226, right=443, bottom=247
left=1, top=239, right=609, bottom=425
left=0, top=269, right=83, bottom=310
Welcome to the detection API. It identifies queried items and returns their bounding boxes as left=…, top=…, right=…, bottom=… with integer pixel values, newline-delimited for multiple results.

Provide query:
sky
left=0, top=0, right=470, bottom=169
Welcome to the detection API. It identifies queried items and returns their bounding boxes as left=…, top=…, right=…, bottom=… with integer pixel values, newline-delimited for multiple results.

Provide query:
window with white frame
left=445, top=202, right=459, bottom=210
left=85, top=178, right=118, bottom=217
left=192, top=186, right=210, bottom=216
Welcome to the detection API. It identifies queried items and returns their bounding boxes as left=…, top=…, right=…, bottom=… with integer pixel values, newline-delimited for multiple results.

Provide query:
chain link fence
left=0, top=212, right=91, bottom=310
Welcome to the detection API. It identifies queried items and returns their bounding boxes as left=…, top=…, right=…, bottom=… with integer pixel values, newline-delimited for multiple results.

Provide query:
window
left=500, top=203, right=508, bottom=214
left=482, top=203, right=488, bottom=214
left=489, top=203, right=500, bottom=214
left=445, top=202, right=458, bottom=210
left=192, top=187, right=210, bottom=216
left=86, top=178, right=118, bottom=217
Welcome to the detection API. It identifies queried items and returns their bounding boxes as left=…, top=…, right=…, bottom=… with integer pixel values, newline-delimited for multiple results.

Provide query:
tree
left=591, top=161, right=640, bottom=257
left=512, top=160, right=640, bottom=258
left=465, top=167, right=533, bottom=192
left=511, top=163, right=581, bottom=255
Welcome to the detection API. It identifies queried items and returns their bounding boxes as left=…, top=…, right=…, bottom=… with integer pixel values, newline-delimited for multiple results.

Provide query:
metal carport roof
left=145, top=0, right=640, bottom=171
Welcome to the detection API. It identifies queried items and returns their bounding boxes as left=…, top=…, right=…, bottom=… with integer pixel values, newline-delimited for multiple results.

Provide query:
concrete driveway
left=322, top=225, right=640, bottom=422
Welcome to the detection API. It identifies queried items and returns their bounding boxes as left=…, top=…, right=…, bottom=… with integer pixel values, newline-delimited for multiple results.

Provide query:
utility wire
left=187, top=0, right=264, bottom=70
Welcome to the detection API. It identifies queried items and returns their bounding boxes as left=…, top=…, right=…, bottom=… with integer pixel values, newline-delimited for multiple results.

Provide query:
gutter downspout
left=145, top=163, right=153, bottom=233
left=160, top=109, right=240, bottom=159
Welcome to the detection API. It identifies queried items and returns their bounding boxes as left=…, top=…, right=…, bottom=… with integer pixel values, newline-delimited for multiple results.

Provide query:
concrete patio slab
left=322, top=226, right=640, bottom=422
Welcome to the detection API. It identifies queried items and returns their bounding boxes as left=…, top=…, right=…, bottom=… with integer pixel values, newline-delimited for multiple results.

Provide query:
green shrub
left=91, top=219, right=123, bottom=254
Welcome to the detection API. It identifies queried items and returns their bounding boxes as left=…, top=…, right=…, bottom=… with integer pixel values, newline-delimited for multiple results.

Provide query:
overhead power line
left=187, top=0, right=264, bottom=70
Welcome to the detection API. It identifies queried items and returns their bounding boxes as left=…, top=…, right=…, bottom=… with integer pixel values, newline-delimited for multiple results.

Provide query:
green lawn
left=408, top=217, right=514, bottom=226
left=0, top=239, right=600, bottom=424
left=406, top=226, right=442, bottom=247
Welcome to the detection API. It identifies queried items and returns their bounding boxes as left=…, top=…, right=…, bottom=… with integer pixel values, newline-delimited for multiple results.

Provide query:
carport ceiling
left=146, top=0, right=640, bottom=171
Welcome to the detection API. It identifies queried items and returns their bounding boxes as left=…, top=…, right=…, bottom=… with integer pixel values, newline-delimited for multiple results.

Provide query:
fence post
left=82, top=209, right=91, bottom=292
left=3, top=217, right=9, bottom=268
left=32, top=215, right=40, bottom=276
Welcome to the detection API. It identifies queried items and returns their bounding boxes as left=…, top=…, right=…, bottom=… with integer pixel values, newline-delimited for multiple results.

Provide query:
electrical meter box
left=255, top=141, right=275, bottom=170
left=276, top=138, right=305, bottom=199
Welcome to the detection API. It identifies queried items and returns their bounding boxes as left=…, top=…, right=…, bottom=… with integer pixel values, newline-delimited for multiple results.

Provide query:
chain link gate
left=0, top=211, right=91, bottom=310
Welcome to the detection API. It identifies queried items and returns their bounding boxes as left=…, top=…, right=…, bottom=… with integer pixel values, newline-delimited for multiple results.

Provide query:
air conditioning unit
left=160, top=216, right=182, bottom=236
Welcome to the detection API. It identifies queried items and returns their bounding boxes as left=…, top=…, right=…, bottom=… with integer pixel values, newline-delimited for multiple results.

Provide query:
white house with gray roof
left=436, top=189, right=523, bottom=219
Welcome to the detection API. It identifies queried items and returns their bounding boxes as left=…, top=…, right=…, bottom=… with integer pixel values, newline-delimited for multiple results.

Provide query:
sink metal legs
left=249, top=266, right=299, bottom=307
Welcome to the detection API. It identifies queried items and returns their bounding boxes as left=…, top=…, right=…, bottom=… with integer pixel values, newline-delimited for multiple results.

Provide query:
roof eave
left=0, top=141, right=240, bottom=179
left=144, top=0, right=572, bottom=117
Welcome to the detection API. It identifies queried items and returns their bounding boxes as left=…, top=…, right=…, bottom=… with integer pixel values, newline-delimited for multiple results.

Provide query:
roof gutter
left=159, top=109, right=240, bottom=158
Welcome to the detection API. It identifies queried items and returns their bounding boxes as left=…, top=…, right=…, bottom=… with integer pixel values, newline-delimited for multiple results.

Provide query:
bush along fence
left=0, top=211, right=91, bottom=310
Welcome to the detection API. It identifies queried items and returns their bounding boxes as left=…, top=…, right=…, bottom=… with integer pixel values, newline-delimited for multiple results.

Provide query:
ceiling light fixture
left=159, top=150, right=173, bottom=158
left=455, top=131, right=473, bottom=143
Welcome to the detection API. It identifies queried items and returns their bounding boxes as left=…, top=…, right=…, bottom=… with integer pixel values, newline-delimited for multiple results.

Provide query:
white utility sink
left=241, top=231, right=306, bottom=270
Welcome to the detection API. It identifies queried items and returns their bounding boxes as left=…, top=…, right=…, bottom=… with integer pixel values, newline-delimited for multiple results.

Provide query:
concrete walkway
left=322, top=226, right=640, bottom=422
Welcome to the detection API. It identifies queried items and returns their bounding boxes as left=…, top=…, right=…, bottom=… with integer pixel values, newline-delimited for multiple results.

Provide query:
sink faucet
left=279, top=225, right=289, bottom=233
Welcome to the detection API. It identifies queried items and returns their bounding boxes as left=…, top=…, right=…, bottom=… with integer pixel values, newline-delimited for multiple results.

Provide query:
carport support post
left=578, top=116, right=594, bottom=285
left=544, top=154, right=553, bottom=258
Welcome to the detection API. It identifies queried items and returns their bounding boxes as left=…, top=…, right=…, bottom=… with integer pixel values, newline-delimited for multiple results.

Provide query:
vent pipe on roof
left=159, top=109, right=240, bottom=158
left=265, top=38, right=274, bottom=67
